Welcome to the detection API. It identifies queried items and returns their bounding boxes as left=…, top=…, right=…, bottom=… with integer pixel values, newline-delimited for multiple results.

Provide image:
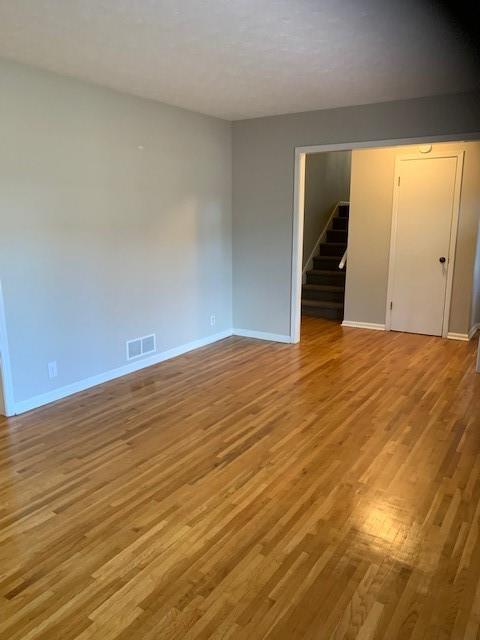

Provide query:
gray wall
left=303, top=151, right=351, bottom=267
left=232, top=92, right=480, bottom=336
left=0, top=60, right=232, bottom=404
left=344, top=142, right=480, bottom=333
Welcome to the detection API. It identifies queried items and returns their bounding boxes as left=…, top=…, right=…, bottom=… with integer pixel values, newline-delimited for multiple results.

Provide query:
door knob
left=439, top=257, right=446, bottom=263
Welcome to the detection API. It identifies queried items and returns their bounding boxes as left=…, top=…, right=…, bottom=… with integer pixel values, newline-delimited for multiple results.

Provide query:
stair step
left=314, top=255, right=341, bottom=260
left=327, top=229, right=347, bottom=243
left=308, top=269, right=346, bottom=276
left=306, top=269, right=346, bottom=286
left=318, top=242, right=347, bottom=257
left=313, top=255, right=344, bottom=270
left=303, top=284, right=344, bottom=292
left=332, top=217, right=348, bottom=230
left=302, top=283, right=344, bottom=303
left=301, top=298, right=344, bottom=321
left=338, top=205, right=350, bottom=218
left=301, top=299, right=344, bottom=309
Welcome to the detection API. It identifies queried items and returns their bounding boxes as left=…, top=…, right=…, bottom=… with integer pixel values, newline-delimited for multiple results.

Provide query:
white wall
left=0, top=60, right=232, bottom=407
left=303, top=151, right=351, bottom=267
left=344, top=141, right=480, bottom=334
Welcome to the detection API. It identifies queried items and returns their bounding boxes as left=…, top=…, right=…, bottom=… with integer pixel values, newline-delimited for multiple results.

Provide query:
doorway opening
left=301, top=150, right=351, bottom=326
left=291, top=135, right=480, bottom=344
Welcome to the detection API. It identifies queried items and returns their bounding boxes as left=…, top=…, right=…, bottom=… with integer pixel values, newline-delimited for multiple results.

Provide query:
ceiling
left=0, top=0, right=478, bottom=120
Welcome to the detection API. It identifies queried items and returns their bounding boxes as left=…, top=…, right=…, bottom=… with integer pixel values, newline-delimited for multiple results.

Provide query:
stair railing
left=339, top=250, right=347, bottom=270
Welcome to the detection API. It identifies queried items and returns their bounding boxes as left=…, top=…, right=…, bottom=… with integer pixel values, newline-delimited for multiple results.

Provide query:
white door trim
left=384, top=150, right=465, bottom=338
left=290, top=133, right=479, bottom=343
left=0, top=281, right=15, bottom=417
left=291, top=150, right=305, bottom=343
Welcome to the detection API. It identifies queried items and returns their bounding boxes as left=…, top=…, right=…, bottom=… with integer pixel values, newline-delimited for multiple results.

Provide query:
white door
left=388, top=154, right=461, bottom=337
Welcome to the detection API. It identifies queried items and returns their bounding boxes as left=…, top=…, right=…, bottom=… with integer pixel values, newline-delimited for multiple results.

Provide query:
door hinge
left=397, top=176, right=400, bottom=187
left=390, top=301, right=393, bottom=310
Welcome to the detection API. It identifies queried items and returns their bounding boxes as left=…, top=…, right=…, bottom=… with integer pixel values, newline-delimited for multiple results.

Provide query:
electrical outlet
left=48, top=361, right=58, bottom=379
left=210, top=314, right=216, bottom=327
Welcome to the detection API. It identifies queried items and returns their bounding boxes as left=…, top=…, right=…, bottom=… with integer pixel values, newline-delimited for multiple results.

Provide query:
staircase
left=302, top=203, right=349, bottom=321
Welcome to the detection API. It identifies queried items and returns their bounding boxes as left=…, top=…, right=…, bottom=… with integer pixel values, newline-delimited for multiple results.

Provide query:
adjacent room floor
left=1, top=317, right=479, bottom=639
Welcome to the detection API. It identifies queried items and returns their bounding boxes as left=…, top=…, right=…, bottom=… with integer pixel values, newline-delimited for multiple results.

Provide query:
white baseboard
left=341, top=321, right=386, bottom=331
left=447, top=332, right=469, bottom=342
left=14, top=330, right=233, bottom=415
left=447, top=324, right=479, bottom=341
left=233, top=329, right=292, bottom=343
left=341, top=325, right=475, bottom=341
left=469, top=323, right=480, bottom=341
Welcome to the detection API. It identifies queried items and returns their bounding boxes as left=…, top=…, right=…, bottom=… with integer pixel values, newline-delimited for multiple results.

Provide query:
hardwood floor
left=1, top=317, right=479, bottom=639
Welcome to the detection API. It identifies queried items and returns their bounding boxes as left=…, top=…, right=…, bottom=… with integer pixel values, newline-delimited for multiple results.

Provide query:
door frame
left=291, top=133, right=479, bottom=344
left=384, top=150, right=465, bottom=338
left=0, top=281, right=15, bottom=416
